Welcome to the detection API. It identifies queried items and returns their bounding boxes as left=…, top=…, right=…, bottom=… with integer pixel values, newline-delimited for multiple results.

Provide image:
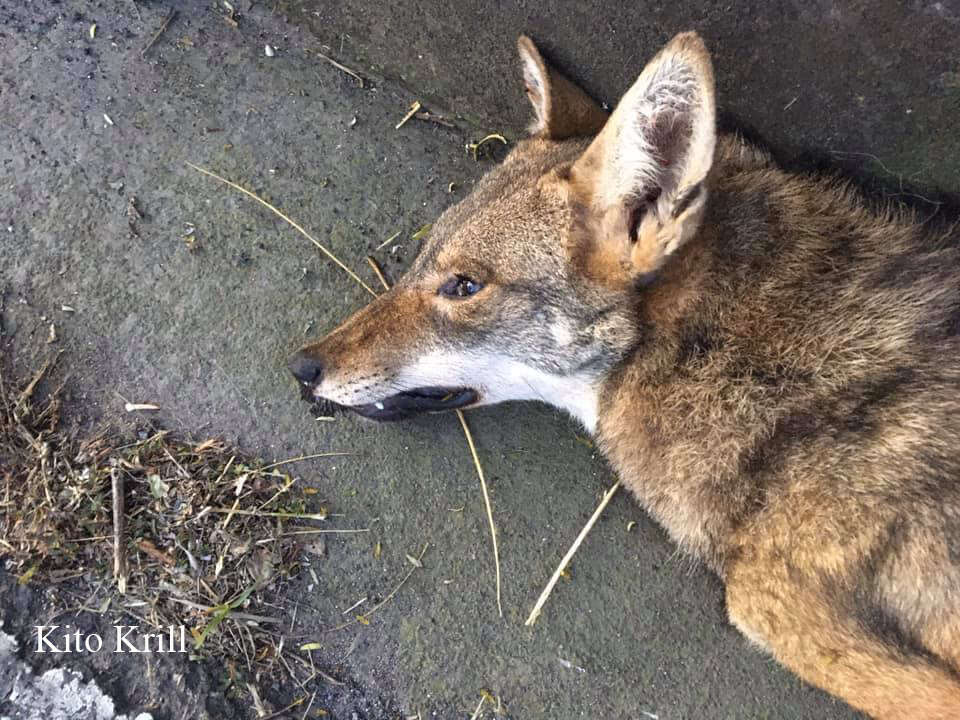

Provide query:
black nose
left=288, top=351, right=324, bottom=385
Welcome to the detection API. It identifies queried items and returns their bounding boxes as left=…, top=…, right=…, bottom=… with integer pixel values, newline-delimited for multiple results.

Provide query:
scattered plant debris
left=0, top=356, right=355, bottom=687
left=466, top=133, right=508, bottom=161
left=395, top=101, right=422, bottom=130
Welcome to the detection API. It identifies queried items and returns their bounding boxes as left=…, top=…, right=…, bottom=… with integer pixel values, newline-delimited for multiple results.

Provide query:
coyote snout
left=287, top=293, right=479, bottom=421
left=291, top=31, right=960, bottom=719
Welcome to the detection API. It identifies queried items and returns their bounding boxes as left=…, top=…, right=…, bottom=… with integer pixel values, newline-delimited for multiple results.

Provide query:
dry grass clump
left=0, top=356, right=334, bottom=681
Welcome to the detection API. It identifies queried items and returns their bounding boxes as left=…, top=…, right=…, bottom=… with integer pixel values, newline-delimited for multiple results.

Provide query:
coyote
left=290, top=32, right=960, bottom=718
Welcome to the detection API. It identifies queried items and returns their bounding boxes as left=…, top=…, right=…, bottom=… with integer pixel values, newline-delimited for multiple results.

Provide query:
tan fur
left=518, top=35, right=609, bottom=139
left=291, top=33, right=960, bottom=718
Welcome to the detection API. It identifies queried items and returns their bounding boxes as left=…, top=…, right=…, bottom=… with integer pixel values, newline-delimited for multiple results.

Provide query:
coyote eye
left=438, top=275, right=484, bottom=298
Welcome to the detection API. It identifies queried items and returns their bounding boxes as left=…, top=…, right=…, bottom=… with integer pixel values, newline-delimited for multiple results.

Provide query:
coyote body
left=291, top=33, right=960, bottom=718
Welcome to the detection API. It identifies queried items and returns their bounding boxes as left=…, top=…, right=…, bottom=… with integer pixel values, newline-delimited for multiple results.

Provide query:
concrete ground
left=1, top=0, right=958, bottom=718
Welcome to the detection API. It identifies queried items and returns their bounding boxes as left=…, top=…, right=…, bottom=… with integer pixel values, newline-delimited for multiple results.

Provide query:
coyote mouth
left=350, top=387, right=478, bottom=421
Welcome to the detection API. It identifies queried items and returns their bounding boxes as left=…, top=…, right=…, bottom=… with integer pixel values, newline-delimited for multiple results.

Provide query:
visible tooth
left=375, top=402, right=385, bottom=410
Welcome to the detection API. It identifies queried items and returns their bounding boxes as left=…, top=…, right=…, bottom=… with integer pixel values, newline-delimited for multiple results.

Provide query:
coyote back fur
left=290, top=32, right=960, bottom=719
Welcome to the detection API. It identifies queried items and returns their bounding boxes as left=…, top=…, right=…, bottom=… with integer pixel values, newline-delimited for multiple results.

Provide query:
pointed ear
left=517, top=35, right=608, bottom=140
left=571, top=32, right=716, bottom=276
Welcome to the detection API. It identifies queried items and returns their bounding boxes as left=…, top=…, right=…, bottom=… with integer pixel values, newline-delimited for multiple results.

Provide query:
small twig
left=366, top=256, right=390, bottom=292
left=316, top=51, right=365, bottom=87
left=279, top=528, right=370, bottom=536
left=141, top=8, right=176, bottom=58
left=395, top=101, right=422, bottom=130
left=360, top=543, right=428, bottom=616
left=341, top=596, right=367, bottom=615
left=466, top=133, right=508, bottom=161
left=457, top=410, right=502, bottom=618
left=319, top=543, right=428, bottom=633
left=185, top=163, right=378, bottom=297
left=258, top=451, right=350, bottom=471
left=783, top=96, right=799, bottom=111
left=313, top=668, right=346, bottom=686
left=206, top=507, right=329, bottom=521
left=375, top=230, right=401, bottom=251
left=255, top=476, right=295, bottom=512
left=124, top=402, right=159, bottom=412
left=469, top=694, right=486, bottom=720
left=168, top=597, right=280, bottom=624
left=525, top=480, right=621, bottom=625
left=301, top=691, right=318, bottom=720
left=213, top=454, right=235, bottom=485
left=163, top=446, right=189, bottom=478
left=415, top=111, right=456, bottom=129
left=62, top=534, right=114, bottom=543
left=14, top=352, right=60, bottom=418
left=111, top=469, right=127, bottom=594
left=247, top=683, right=268, bottom=718
left=410, top=223, right=432, bottom=242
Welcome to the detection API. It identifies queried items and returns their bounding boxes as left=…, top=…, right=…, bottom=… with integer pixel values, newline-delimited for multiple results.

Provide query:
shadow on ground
left=1, top=0, right=957, bottom=717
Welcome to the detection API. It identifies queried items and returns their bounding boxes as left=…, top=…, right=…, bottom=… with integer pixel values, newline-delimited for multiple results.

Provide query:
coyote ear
left=571, top=32, right=716, bottom=276
left=517, top=35, right=608, bottom=140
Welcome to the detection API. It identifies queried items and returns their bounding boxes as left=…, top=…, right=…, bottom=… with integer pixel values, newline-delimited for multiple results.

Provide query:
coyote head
left=290, top=32, right=716, bottom=432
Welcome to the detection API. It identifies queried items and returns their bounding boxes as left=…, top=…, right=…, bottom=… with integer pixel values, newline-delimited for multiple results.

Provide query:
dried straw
left=185, top=162, right=378, bottom=297
left=525, top=481, right=621, bottom=626
left=457, top=410, right=502, bottom=617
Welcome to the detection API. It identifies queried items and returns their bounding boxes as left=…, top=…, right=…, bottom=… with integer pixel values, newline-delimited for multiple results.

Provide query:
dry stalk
left=395, top=101, right=422, bottom=130
left=317, top=542, right=429, bottom=634
left=457, top=409, right=502, bottom=618
left=375, top=230, right=402, bottom=251
left=316, top=51, right=365, bottom=87
left=110, top=468, right=126, bottom=594
left=258, top=451, right=350, bottom=471
left=469, top=694, right=486, bottom=720
left=365, top=256, right=390, bottom=291
left=525, top=481, right=622, bottom=626
left=185, top=163, right=378, bottom=297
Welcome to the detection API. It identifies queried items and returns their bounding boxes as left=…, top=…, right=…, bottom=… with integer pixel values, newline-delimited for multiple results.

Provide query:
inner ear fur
left=517, top=35, right=608, bottom=140
left=569, top=32, right=717, bottom=276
